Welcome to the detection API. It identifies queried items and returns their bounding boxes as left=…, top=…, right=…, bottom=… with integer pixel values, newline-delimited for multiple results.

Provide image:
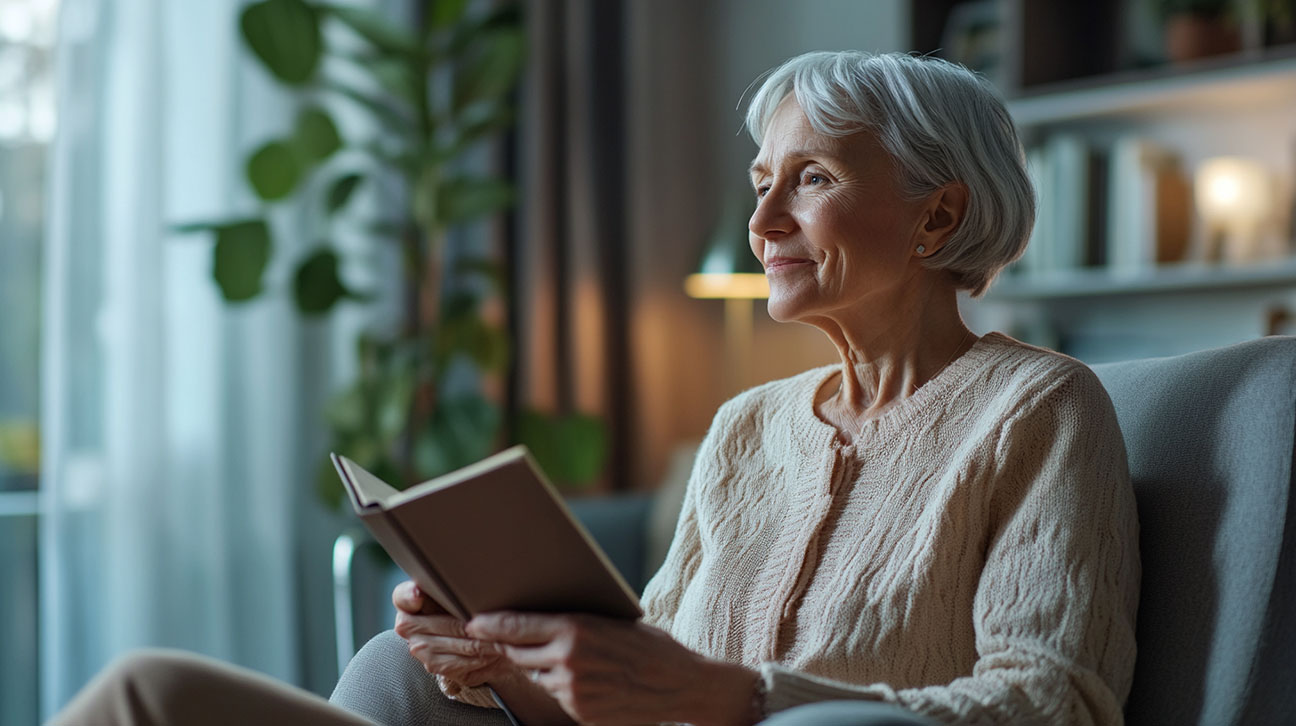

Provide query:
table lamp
left=684, top=196, right=768, bottom=391
left=1195, top=156, right=1274, bottom=263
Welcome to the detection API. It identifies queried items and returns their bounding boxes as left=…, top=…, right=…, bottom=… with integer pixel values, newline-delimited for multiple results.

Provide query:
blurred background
left=1, top=0, right=1293, bottom=722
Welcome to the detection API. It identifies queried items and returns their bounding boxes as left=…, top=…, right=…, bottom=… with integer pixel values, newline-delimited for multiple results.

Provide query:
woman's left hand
left=465, top=612, right=758, bottom=726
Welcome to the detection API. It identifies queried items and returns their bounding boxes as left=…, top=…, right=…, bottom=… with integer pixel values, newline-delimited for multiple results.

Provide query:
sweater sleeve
left=434, top=674, right=501, bottom=710
left=755, top=368, right=1141, bottom=726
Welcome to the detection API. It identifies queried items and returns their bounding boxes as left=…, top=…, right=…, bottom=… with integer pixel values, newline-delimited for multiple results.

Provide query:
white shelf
left=1007, top=52, right=1296, bottom=126
left=988, top=258, right=1296, bottom=301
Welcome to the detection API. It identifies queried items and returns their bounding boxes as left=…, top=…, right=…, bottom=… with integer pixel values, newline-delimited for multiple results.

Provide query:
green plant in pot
left=1157, top=0, right=1243, bottom=61
left=180, top=0, right=606, bottom=507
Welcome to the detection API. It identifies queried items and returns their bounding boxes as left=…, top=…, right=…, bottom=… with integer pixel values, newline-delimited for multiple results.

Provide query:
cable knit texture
left=641, top=332, right=1140, bottom=726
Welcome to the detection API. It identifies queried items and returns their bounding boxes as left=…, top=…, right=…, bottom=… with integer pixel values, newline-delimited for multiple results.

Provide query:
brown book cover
left=330, top=445, right=642, bottom=622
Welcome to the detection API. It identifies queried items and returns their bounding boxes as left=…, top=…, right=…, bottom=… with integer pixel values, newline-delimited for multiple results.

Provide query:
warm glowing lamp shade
left=1194, top=156, right=1273, bottom=262
left=684, top=198, right=769, bottom=300
left=684, top=271, right=769, bottom=299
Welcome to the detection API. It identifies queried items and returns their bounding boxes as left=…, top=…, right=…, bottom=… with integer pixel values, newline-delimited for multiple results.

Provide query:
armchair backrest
left=1092, top=336, right=1296, bottom=726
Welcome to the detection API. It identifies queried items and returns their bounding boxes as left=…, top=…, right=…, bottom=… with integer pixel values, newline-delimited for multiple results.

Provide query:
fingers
left=406, top=633, right=503, bottom=660
left=466, top=612, right=572, bottom=646
left=467, top=613, right=589, bottom=676
left=394, top=611, right=470, bottom=640
left=501, top=642, right=569, bottom=670
left=403, top=634, right=514, bottom=687
left=392, top=580, right=443, bottom=615
left=407, top=646, right=501, bottom=683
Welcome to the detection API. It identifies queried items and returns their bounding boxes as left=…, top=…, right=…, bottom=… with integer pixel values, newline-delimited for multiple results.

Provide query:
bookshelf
left=1007, top=51, right=1296, bottom=128
left=913, top=1, right=1296, bottom=353
left=991, top=258, right=1296, bottom=301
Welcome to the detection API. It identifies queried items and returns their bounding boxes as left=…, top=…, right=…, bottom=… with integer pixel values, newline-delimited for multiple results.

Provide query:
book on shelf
left=1021, top=134, right=1102, bottom=275
left=1105, top=137, right=1192, bottom=274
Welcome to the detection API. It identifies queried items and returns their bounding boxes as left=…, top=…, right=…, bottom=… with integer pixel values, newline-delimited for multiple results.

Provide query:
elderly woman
left=52, top=51, right=1138, bottom=726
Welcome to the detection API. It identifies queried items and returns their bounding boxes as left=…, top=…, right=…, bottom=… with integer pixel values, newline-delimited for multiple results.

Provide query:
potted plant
left=1158, top=0, right=1243, bottom=62
left=180, top=0, right=606, bottom=507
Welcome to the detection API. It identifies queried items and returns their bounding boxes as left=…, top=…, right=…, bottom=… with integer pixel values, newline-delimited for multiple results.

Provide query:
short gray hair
left=745, top=51, right=1033, bottom=297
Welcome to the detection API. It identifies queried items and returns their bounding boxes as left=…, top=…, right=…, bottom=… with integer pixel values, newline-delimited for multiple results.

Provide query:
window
left=0, top=0, right=58, bottom=722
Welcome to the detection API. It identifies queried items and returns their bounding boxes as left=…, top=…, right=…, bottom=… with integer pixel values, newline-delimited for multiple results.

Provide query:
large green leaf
left=240, top=0, right=321, bottom=85
left=212, top=220, right=273, bottom=302
left=293, top=247, right=350, bottom=314
left=474, top=3, right=524, bottom=33
left=324, top=4, right=420, bottom=55
left=451, top=27, right=525, bottom=111
left=437, top=176, right=514, bottom=224
left=247, top=140, right=303, bottom=200
left=364, top=56, right=422, bottom=108
left=294, top=107, right=342, bottom=162
left=439, top=313, right=509, bottom=372
left=326, top=173, right=364, bottom=213
left=516, top=410, right=607, bottom=490
left=443, top=3, right=523, bottom=57
left=415, top=394, right=500, bottom=477
left=450, top=103, right=514, bottom=152
left=326, top=81, right=415, bottom=133
left=429, top=0, right=472, bottom=28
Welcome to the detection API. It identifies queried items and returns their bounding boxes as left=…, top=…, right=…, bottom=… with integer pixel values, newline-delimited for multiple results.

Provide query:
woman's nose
left=749, top=191, right=792, bottom=240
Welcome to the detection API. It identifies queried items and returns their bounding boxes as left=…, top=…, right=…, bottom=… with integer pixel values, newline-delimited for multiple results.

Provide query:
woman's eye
left=804, top=173, right=826, bottom=185
left=755, top=185, right=770, bottom=198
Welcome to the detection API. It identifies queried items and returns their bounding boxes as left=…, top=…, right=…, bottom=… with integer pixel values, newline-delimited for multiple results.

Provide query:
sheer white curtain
left=40, top=0, right=314, bottom=715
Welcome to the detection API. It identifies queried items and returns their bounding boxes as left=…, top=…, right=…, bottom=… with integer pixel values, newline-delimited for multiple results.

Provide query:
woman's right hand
left=391, top=580, right=519, bottom=687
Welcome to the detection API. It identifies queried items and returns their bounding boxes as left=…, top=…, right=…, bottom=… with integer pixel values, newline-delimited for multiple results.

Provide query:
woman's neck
left=812, top=281, right=973, bottom=431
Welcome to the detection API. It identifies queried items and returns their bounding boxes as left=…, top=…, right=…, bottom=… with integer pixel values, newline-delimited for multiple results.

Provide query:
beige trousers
left=48, top=650, right=377, bottom=726
left=48, top=631, right=512, bottom=726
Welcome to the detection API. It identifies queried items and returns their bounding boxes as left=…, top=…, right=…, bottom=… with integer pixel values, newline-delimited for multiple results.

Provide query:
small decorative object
left=1265, top=306, right=1294, bottom=336
left=1264, top=0, right=1296, bottom=45
left=1195, top=156, right=1276, bottom=263
left=940, top=0, right=1004, bottom=86
left=1157, top=0, right=1242, bottom=63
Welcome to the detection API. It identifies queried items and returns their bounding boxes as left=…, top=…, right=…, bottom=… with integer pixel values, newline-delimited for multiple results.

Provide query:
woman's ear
left=914, top=183, right=968, bottom=256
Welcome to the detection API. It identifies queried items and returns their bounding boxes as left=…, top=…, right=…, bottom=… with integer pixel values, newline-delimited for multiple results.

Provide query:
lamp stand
left=724, top=297, right=754, bottom=393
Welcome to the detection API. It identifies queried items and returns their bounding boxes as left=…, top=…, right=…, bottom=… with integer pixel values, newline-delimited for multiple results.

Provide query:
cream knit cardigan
left=640, top=332, right=1140, bottom=725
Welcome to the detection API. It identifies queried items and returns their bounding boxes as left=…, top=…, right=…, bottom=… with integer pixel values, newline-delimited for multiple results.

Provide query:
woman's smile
left=763, top=255, right=815, bottom=274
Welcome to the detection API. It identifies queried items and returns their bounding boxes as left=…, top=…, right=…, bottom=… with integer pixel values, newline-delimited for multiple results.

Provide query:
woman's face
left=748, top=98, right=928, bottom=325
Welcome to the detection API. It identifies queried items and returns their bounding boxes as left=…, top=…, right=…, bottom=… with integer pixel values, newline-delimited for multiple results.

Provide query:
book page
left=332, top=454, right=402, bottom=509
left=387, top=446, right=534, bottom=507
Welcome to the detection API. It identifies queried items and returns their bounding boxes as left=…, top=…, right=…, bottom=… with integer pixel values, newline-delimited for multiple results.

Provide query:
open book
left=331, top=445, right=642, bottom=622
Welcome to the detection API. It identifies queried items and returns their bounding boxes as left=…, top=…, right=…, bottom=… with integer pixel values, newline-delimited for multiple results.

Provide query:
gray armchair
left=1091, top=335, right=1295, bottom=725
left=332, top=336, right=1296, bottom=725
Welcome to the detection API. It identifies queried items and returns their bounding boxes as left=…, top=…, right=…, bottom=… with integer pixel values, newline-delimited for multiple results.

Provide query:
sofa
left=333, top=336, right=1296, bottom=724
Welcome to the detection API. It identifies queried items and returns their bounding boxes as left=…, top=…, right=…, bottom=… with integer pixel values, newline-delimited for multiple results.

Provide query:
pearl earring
left=916, top=245, right=926, bottom=254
